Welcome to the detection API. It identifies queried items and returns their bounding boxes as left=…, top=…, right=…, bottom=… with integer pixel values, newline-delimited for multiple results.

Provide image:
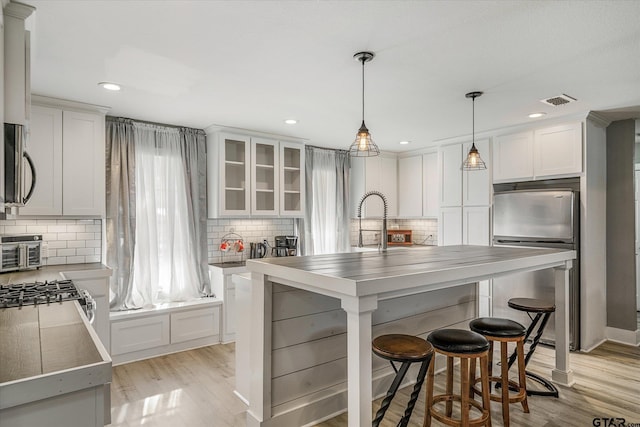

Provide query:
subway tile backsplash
left=0, top=219, right=103, bottom=265
left=350, top=218, right=438, bottom=246
left=207, top=218, right=295, bottom=263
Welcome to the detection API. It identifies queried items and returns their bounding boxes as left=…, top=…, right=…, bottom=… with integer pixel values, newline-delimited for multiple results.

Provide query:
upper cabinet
left=533, top=122, right=583, bottom=177
left=207, top=132, right=305, bottom=218
left=493, top=122, right=582, bottom=183
left=251, top=138, right=279, bottom=216
left=398, top=156, right=422, bottom=217
left=279, top=141, right=305, bottom=216
left=351, top=154, right=398, bottom=218
left=20, top=99, right=106, bottom=217
left=3, top=2, right=34, bottom=126
left=439, top=140, right=491, bottom=208
left=396, top=152, right=438, bottom=218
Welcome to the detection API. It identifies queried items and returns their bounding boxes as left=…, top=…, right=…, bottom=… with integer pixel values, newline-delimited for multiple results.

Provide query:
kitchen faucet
left=357, top=190, right=388, bottom=252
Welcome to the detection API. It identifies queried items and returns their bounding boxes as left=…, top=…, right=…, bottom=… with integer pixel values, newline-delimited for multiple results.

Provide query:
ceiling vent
left=540, top=94, right=577, bottom=106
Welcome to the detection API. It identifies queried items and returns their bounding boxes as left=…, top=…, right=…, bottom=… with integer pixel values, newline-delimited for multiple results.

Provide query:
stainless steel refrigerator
left=492, top=188, right=579, bottom=350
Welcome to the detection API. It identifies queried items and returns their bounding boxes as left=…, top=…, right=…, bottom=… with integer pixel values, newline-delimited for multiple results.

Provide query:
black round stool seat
left=372, top=334, right=433, bottom=362
left=508, top=297, right=555, bottom=313
left=427, top=329, right=489, bottom=354
left=470, top=317, right=527, bottom=338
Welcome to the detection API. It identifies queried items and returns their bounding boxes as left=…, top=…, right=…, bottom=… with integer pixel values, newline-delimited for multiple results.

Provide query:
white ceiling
left=24, top=0, right=640, bottom=152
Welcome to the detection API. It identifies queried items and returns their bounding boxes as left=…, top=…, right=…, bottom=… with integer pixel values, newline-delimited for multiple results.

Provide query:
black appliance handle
left=23, top=151, right=36, bottom=205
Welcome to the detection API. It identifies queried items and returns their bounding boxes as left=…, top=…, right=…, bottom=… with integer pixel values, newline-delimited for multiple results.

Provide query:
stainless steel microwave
left=4, top=123, right=37, bottom=208
left=0, top=234, right=43, bottom=272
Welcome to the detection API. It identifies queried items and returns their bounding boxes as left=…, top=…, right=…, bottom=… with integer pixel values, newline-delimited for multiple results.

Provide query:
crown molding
left=3, top=1, right=35, bottom=20
left=204, top=123, right=307, bottom=144
left=586, top=112, right=611, bottom=128
left=31, top=94, right=111, bottom=115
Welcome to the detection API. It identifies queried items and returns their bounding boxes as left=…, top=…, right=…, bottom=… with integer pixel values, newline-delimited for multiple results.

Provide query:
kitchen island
left=244, top=245, right=575, bottom=427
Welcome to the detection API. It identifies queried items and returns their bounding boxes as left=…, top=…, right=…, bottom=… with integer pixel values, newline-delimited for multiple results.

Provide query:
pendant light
left=349, top=51, right=380, bottom=157
left=462, top=91, right=487, bottom=171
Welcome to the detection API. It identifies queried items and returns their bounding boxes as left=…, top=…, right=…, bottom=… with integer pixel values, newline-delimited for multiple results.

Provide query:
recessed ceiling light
left=399, top=140, right=410, bottom=145
left=98, top=82, right=121, bottom=91
left=284, top=119, right=298, bottom=125
left=528, top=112, right=547, bottom=118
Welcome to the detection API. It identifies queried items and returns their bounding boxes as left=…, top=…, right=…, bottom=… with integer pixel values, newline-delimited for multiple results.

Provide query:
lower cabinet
left=110, top=302, right=221, bottom=365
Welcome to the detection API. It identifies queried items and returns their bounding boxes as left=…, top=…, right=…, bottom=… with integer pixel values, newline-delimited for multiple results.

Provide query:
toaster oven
left=0, top=234, right=43, bottom=272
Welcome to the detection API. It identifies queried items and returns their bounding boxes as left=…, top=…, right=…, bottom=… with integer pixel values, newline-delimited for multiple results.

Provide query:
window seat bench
left=109, top=298, right=222, bottom=365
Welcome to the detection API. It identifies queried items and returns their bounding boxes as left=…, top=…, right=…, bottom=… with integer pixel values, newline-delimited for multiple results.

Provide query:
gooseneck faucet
left=357, top=190, right=388, bottom=252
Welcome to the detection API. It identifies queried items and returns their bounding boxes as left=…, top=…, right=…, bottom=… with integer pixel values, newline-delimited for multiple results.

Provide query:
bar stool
left=372, top=334, right=434, bottom=427
left=506, top=297, right=559, bottom=397
left=469, top=318, right=529, bottom=427
left=424, top=329, right=492, bottom=427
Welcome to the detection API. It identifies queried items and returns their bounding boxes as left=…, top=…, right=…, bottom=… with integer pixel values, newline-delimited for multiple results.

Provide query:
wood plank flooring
left=110, top=341, right=640, bottom=427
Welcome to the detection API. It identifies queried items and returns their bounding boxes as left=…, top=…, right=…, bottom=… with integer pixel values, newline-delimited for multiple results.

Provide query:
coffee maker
left=272, top=236, right=298, bottom=257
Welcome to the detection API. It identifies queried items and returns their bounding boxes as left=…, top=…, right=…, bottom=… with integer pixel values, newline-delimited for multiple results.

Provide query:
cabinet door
left=20, top=105, right=63, bottom=215
left=423, top=152, right=439, bottom=217
left=463, top=206, right=490, bottom=245
left=279, top=141, right=305, bottom=216
left=362, top=155, right=397, bottom=217
left=462, top=139, right=491, bottom=206
left=219, top=133, right=251, bottom=216
left=62, top=110, right=105, bottom=216
left=251, top=138, right=278, bottom=216
left=534, top=122, right=582, bottom=178
left=439, top=144, right=462, bottom=207
left=398, top=156, right=422, bottom=217
left=493, top=131, right=534, bottom=182
left=439, top=206, right=462, bottom=246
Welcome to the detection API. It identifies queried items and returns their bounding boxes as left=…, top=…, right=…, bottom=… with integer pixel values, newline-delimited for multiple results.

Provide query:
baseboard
left=605, top=326, right=640, bottom=346
left=111, top=335, right=221, bottom=365
left=580, top=337, right=607, bottom=353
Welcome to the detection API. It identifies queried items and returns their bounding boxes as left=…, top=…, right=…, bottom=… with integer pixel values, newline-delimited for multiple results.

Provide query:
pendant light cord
left=472, top=95, right=475, bottom=145
left=361, top=57, right=365, bottom=122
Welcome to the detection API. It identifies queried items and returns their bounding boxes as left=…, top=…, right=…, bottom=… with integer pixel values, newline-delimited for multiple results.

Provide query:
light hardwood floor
left=110, top=341, right=640, bottom=427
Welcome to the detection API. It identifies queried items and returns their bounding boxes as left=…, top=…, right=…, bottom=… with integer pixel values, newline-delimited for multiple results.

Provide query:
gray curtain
left=106, top=117, right=211, bottom=310
left=180, top=127, right=211, bottom=296
left=302, top=146, right=351, bottom=255
left=106, top=117, right=137, bottom=310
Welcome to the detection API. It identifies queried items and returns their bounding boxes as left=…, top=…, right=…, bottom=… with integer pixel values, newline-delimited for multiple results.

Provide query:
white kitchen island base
left=244, top=245, right=575, bottom=427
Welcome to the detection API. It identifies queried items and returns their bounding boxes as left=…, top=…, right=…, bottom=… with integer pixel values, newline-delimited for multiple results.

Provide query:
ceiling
left=23, top=0, right=640, bottom=152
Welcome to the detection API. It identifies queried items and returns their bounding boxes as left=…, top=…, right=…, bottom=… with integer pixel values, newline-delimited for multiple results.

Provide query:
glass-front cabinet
left=219, top=133, right=251, bottom=216
left=207, top=132, right=305, bottom=217
left=251, top=138, right=279, bottom=215
left=279, top=141, right=305, bottom=216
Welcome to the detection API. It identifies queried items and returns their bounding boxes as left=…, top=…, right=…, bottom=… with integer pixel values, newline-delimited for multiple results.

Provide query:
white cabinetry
left=207, top=132, right=304, bottom=217
left=438, top=140, right=491, bottom=246
left=20, top=98, right=106, bottom=216
left=351, top=154, right=398, bottom=218
left=110, top=301, right=221, bottom=365
left=209, top=264, right=247, bottom=343
left=534, top=122, right=582, bottom=177
left=279, top=141, right=305, bottom=216
left=493, top=131, right=534, bottom=182
left=251, top=138, right=279, bottom=216
left=439, top=144, right=463, bottom=207
left=398, top=156, right=422, bottom=217
left=397, top=152, right=439, bottom=218
left=423, top=152, right=439, bottom=217
left=3, top=2, right=34, bottom=126
left=493, top=122, right=582, bottom=183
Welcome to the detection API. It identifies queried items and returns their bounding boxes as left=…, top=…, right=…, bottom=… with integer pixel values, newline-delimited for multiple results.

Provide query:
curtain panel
left=106, top=117, right=137, bottom=310
left=106, top=117, right=210, bottom=310
left=303, top=146, right=350, bottom=255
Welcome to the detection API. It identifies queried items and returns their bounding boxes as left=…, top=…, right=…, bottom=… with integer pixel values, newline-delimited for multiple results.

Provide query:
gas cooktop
left=0, top=279, right=85, bottom=308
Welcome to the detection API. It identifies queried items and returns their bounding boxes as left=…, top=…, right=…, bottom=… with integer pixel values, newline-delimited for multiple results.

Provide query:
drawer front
left=111, top=315, right=170, bottom=355
left=171, top=306, right=220, bottom=344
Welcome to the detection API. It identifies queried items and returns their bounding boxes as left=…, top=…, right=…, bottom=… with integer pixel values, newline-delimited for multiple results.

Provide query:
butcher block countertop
left=0, top=300, right=111, bottom=410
